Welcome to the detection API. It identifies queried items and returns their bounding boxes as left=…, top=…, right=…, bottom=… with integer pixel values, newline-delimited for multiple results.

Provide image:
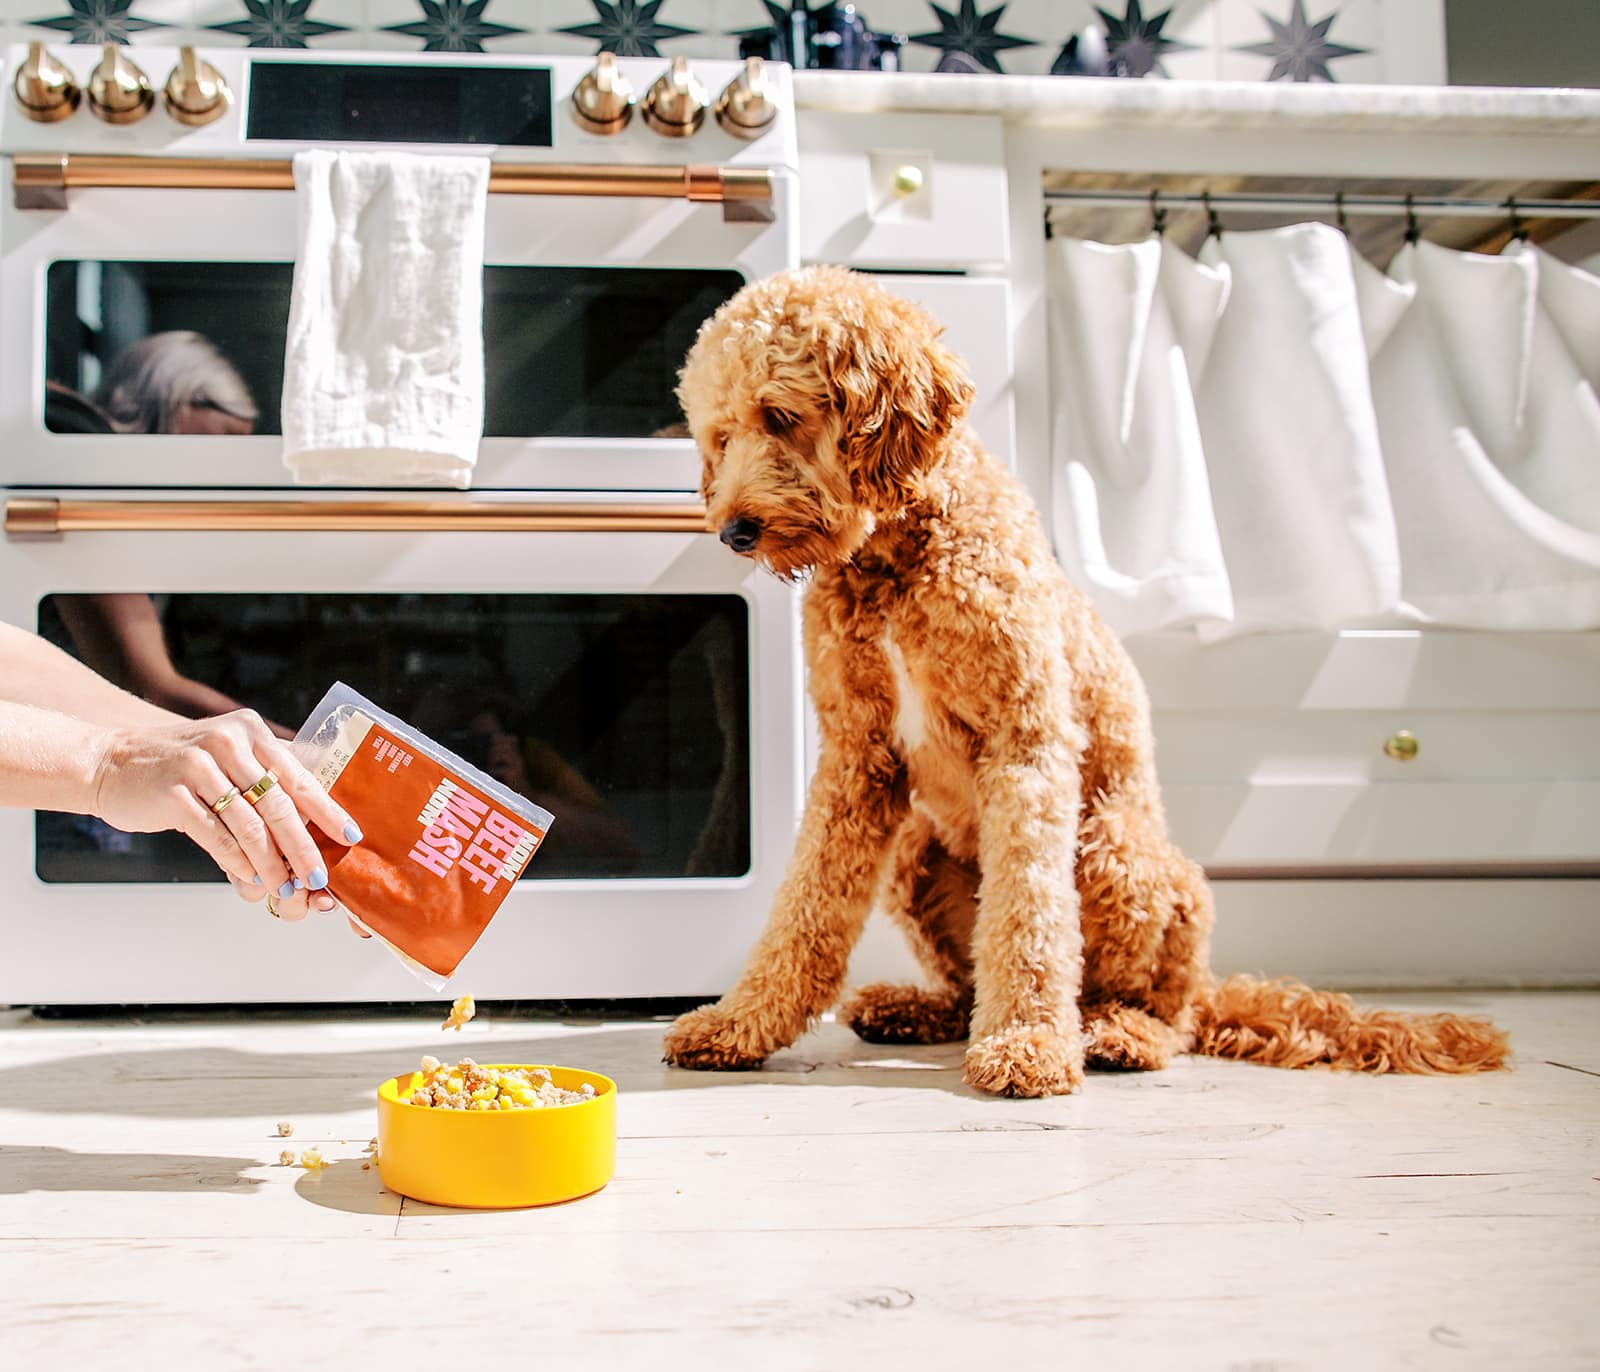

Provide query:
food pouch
left=293, top=682, right=554, bottom=988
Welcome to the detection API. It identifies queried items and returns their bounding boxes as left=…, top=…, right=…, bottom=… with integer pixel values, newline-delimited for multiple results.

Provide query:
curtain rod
left=1042, top=188, right=1600, bottom=221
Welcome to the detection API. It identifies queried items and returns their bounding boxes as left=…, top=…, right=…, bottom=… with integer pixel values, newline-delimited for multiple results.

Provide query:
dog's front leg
left=663, top=740, right=907, bottom=1071
left=963, top=729, right=1087, bottom=1098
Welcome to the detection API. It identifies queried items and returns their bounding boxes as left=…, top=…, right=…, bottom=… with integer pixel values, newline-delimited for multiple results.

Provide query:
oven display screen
left=245, top=62, right=553, bottom=147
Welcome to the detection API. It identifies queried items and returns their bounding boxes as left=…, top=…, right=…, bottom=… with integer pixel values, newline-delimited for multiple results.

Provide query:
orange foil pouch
left=293, top=683, right=554, bottom=988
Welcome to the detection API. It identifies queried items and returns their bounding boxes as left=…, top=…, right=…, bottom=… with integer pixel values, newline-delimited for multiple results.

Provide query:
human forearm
left=0, top=623, right=176, bottom=728
left=0, top=698, right=106, bottom=814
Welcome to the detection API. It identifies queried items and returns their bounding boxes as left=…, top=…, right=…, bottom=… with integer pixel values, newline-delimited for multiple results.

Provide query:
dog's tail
left=1191, top=975, right=1509, bottom=1074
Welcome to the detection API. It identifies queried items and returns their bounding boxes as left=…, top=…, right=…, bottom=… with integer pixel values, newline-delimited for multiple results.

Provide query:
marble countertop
left=791, top=72, right=1600, bottom=137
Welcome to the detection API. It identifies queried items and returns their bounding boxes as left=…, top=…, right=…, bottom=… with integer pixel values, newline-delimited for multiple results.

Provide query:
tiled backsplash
left=0, top=0, right=1446, bottom=83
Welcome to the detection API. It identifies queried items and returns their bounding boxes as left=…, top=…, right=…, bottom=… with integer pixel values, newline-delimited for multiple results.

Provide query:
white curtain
left=1046, top=227, right=1600, bottom=635
left=1046, top=235, right=1233, bottom=636
left=1370, top=241, right=1600, bottom=628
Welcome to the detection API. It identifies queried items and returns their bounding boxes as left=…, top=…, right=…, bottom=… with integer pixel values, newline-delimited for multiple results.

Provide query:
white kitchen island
left=793, top=73, right=1600, bottom=989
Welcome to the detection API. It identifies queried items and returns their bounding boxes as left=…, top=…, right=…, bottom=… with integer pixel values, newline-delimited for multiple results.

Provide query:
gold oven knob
left=1382, top=730, right=1419, bottom=762
left=13, top=42, right=80, bottom=123
left=715, top=56, right=778, bottom=140
left=163, top=47, right=231, bottom=126
left=571, top=51, right=635, bottom=135
left=642, top=56, right=709, bottom=138
left=87, top=43, right=155, bottom=124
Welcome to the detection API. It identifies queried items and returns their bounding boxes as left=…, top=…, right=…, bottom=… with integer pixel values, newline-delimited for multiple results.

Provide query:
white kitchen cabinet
left=865, top=274, right=1014, bottom=464
left=796, top=112, right=1009, bottom=269
left=1130, top=631, right=1600, bottom=875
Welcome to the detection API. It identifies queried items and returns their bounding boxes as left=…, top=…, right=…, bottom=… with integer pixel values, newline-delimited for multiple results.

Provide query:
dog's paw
left=840, top=984, right=970, bottom=1045
left=662, top=1005, right=771, bottom=1072
left=963, top=1024, right=1085, bottom=1098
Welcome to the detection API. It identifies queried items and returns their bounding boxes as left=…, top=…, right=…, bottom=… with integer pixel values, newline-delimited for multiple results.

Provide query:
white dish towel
left=1047, top=234, right=1235, bottom=637
left=282, top=150, right=490, bottom=488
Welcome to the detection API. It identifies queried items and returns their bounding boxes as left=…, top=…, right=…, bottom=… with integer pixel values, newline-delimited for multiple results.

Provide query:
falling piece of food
left=441, top=995, right=476, bottom=1032
left=278, top=1149, right=297, bottom=1167
left=299, top=1148, right=329, bottom=1170
left=275, top=1121, right=295, bottom=1137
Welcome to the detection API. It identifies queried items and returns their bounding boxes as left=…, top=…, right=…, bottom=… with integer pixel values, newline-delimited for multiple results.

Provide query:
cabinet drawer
left=797, top=112, right=1009, bottom=269
left=868, top=275, right=1014, bottom=463
left=1129, top=631, right=1600, bottom=874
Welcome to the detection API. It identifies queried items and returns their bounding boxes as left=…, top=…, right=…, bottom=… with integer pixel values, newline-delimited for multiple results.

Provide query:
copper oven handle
left=12, top=154, right=774, bottom=220
left=5, top=496, right=711, bottom=536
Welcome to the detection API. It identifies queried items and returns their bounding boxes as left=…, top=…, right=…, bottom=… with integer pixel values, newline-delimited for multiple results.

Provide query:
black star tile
left=209, top=0, right=349, bottom=48
left=908, top=0, right=1032, bottom=74
left=733, top=0, right=828, bottom=60
left=1094, top=1, right=1194, bottom=78
left=384, top=0, right=524, bottom=52
left=1235, top=0, right=1368, bottom=82
left=28, top=0, right=167, bottom=45
left=559, top=0, right=696, bottom=57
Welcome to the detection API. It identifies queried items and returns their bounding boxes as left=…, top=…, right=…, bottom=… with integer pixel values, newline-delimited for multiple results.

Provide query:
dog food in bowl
left=376, top=1059, right=616, bottom=1208
left=406, top=1056, right=596, bottom=1110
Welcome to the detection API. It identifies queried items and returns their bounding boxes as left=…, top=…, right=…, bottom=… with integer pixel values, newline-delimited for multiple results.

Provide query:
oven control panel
left=2, top=46, right=796, bottom=169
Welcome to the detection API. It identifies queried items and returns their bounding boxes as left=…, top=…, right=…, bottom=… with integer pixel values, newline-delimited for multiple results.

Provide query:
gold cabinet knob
left=715, top=56, right=778, bottom=140
left=571, top=51, right=634, bottom=135
left=87, top=43, right=154, bottom=124
left=892, top=164, right=924, bottom=195
left=642, top=56, right=709, bottom=138
left=13, top=42, right=81, bottom=123
left=1382, top=730, right=1419, bottom=762
left=163, top=47, right=231, bottom=126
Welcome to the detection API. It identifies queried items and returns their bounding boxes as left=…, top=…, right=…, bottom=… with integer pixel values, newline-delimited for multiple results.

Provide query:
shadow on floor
left=0, top=1144, right=267, bottom=1194
left=0, top=1022, right=976, bottom=1120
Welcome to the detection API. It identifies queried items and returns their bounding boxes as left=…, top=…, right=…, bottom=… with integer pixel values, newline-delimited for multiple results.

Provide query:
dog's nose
left=719, top=517, right=762, bottom=554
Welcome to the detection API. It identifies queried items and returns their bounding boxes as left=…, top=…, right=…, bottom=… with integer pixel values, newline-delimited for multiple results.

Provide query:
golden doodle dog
left=663, top=266, right=1508, bottom=1097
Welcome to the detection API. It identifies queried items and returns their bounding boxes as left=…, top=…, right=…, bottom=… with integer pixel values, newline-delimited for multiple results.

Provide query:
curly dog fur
left=663, top=265, right=1509, bottom=1097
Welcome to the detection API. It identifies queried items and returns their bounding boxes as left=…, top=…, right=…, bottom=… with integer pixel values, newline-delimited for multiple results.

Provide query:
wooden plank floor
left=1, top=992, right=1595, bottom=1369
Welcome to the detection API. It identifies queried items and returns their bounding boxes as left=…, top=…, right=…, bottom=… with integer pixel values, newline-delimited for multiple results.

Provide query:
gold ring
left=210, top=785, right=241, bottom=815
left=243, top=771, right=279, bottom=805
left=265, top=893, right=281, bottom=919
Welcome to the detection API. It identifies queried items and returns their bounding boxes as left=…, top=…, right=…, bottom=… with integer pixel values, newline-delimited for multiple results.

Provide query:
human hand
left=225, top=872, right=371, bottom=938
left=91, top=708, right=362, bottom=901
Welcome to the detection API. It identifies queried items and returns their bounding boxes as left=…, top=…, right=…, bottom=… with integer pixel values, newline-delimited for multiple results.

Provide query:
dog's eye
left=761, top=405, right=800, bottom=438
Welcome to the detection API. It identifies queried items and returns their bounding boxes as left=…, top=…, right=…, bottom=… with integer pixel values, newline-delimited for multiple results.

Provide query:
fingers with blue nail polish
left=343, top=821, right=363, bottom=844
left=307, top=867, right=328, bottom=891
left=277, top=879, right=296, bottom=899
left=253, top=875, right=264, bottom=886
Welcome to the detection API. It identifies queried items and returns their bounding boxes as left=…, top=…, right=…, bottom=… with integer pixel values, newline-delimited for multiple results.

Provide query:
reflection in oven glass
left=45, top=262, right=744, bottom=440
left=35, top=593, right=750, bottom=883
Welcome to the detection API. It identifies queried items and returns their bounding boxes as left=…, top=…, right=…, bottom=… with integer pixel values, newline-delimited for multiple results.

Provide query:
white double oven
left=0, top=46, right=804, bottom=1004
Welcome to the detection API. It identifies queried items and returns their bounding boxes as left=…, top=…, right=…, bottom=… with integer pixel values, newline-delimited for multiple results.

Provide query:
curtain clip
left=1202, top=190, right=1222, bottom=240
left=1043, top=206, right=1053, bottom=241
left=1334, top=189, right=1349, bottom=235
left=1507, top=195, right=1528, bottom=242
left=1149, top=188, right=1167, bottom=238
left=1403, top=193, right=1421, bottom=245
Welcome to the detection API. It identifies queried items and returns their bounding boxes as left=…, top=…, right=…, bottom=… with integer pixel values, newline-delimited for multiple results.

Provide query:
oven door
left=0, top=493, right=802, bottom=1004
left=3, top=171, right=796, bottom=492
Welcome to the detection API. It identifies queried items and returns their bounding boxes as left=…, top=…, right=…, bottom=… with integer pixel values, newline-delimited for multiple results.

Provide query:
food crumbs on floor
left=441, top=995, right=476, bottom=1032
left=404, top=1056, right=596, bottom=1110
left=299, top=1147, right=328, bottom=1170
left=361, top=1162, right=371, bottom=1171
left=365, top=1137, right=378, bottom=1152
left=275, top=1121, right=294, bottom=1137
left=277, top=1149, right=297, bottom=1166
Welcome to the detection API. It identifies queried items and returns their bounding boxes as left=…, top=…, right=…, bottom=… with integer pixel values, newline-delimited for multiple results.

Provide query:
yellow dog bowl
left=376, top=1065, right=617, bottom=1208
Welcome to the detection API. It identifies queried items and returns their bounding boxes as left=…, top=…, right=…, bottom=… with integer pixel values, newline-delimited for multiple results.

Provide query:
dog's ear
left=832, top=298, right=976, bottom=508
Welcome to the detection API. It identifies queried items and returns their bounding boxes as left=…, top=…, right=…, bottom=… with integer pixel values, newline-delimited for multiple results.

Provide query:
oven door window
left=44, top=262, right=742, bottom=439
left=35, top=593, right=750, bottom=882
